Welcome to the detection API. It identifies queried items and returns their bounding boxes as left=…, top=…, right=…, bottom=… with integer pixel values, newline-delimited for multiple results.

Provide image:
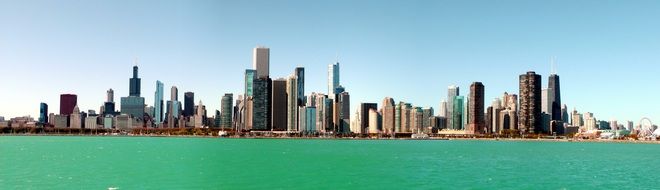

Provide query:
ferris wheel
left=638, top=118, right=654, bottom=137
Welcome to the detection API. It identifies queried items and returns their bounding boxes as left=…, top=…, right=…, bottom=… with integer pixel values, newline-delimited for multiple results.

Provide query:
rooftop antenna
left=550, top=56, right=557, bottom=75
left=134, top=57, right=139, bottom=67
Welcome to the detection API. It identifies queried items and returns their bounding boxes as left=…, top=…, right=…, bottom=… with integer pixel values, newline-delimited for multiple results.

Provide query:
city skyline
left=1, top=0, right=659, bottom=123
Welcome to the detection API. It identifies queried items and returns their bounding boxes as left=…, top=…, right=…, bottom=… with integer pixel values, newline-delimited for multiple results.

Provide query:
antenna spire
left=550, top=56, right=557, bottom=75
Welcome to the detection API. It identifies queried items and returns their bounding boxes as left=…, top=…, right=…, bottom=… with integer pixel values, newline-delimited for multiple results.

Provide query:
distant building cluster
left=4, top=46, right=657, bottom=139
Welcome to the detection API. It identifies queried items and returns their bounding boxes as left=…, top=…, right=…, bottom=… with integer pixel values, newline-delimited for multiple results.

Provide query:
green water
left=1, top=136, right=659, bottom=189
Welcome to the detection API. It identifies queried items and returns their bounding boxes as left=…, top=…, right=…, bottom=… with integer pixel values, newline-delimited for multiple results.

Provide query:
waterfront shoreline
left=2, top=134, right=659, bottom=144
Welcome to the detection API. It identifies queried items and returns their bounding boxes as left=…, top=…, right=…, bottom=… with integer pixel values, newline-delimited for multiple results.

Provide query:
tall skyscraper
left=541, top=88, right=551, bottom=132
left=295, top=67, right=305, bottom=106
left=468, top=82, right=485, bottom=134
left=271, top=78, right=288, bottom=131
left=221, top=93, right=233, bottom=129
left=328, top=61, right=340, bottom=98
left=447, top=85, right=459, bottom=130
left=381, top=97, right=395, bottom=134
left=286, top=74, right=298, bottom=131
left=253, top=46, right=270, bottom=79
left=252, top=78, right=270, bottom=131
left=154, top=81, right=164, bottom=125
left=39, top=103, right=48, bottom=124
left=438, top=99, right=447, bottom=117
left=548, top=73, right=563, bottom=134
left=491, top=98, right=503, bottom=133
left=129, top=65, right=141, bottom=97
left=107, top=89, right=114, bottom=103
left=121, top=65, right=145, bottom=120
left=166, top=86, right=181, bottom=128
left=184, top=92, right=195, bottom=117
left=519, top=71, right=542, bottom=134
left=548, top=74, right=561, bottom=121
left=335, top=91, right=350, bottom=133
left=60, top=94, right=77, bottom=115
left=453, top=96, right=464, bottom=130
left=171, top=86, right=178, bottom=101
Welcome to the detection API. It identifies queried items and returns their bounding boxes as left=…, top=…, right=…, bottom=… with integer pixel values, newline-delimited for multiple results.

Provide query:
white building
left=85, top=116, right=98, bottom=129
left=70, top=106, right=82, bottom=129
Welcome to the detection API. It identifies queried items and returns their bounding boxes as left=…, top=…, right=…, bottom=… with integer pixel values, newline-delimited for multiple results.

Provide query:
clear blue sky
left=1, top=0, right=659, bottom=124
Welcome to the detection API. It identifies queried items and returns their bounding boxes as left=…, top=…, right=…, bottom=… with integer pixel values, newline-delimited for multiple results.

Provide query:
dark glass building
left=39, top=103, right=48, bottom=123
left=221, top=93, right=233, bottom=129
left=59, top=94, right=77, bottom=115
left=252, top=78, right=270, bottom=131
left=295, top=67, right=305, bottom=106
left=120, top=65, right=145, bottom=120
left=271, top=79, right=288, bottom=131
left=129, top=65, right=141, bottom=97
left=184, top=92, right=194, bottom=117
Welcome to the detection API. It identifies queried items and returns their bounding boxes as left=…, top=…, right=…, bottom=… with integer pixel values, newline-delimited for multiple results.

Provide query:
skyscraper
left=171, top=86, right=178, bottom=101
left=253, top=46, right=270, bottom=79
left=121, top=65, right=145, bottom=120
left=335, top=91, right=350, bottom=133
left=381, top=97, right=395, bottom=134
left=252, top=78, right=271, bottom=131
left=328, top=61, right=340, bottom=98
left=60, top=94, right=77, bottom=115
left=107, top=89, right=114, bottom=103
left=39, top=103, right=48, bottom=124
left=271, top=78, right=288, bottom=131
left=519, top=71, right=542, bottom=134
left=453, top=96, right=464, bottom=130
left=295, top=67, right=305, bottom=106
left=154, top=81, right=164, bottom=125
left=129, top=65, right=141, bottom=97
left=447, top=85, right=459, bottom=130
left=468, top=82, right=485, bottom=134
left=305, top=107, right=317, bottom=132
left=548, top=73, right=563, bottom=134
left=548, top=74, right=561, bottom=121
left=422, top=107, right=434, bottom=133
left=166, top=86, right=181, bottom=128
left=286, top=74, right=298, bottom=131
left=221, top=93, right=233, bottom=129
left=395, top=102, right=402, bottom=133
left=184, top=92, right=194, bottom=117
left=438, top=99, right=447, bottom=117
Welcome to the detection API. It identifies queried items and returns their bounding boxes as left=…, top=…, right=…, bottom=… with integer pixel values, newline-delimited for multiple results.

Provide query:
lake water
left=1, top=136, right=658, bottom=189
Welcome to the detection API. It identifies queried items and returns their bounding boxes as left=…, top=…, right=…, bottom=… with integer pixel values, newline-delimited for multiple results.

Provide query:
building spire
left=550, top=56, right=557, bottom=75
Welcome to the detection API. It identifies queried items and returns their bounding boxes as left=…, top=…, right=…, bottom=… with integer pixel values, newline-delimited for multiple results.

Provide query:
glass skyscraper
left=328, top=61, right=339, bottom=98
left=154, top=81, right=164, bottom=124
left=453, top=96, right=464, bottom=130
left=447, top=86, right=459, bottom=130
left=121, top=65, right=145, bottom=120
left=221, top=93, right=233, bottom=129
left=39, top=103, right=48, bottom=123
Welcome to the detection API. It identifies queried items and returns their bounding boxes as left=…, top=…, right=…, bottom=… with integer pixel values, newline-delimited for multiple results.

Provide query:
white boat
left=108, top=187, right=119, bottom=190
left=411, top=133, right=429, bottom=139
